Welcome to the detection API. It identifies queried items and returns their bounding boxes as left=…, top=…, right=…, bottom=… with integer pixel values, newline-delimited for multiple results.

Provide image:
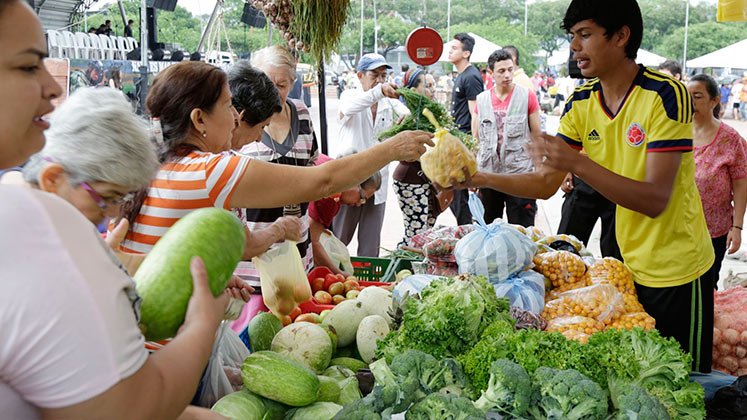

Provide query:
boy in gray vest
left=471, top=49, right=543, bottom=226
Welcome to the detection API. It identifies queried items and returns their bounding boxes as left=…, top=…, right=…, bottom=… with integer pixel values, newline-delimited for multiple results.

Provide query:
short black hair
left=503, top=45, right=520, bottom=66
left=454, top=33, right=475, bottom=57
left=658, top=59, right=682, bottom=77
left=128, top=19, right=133, bottom=24
left=105, top=19, right=111, bottom=24
left=488, top=49, right=514, bottom=71
left=401, top=64, right=409, bottom=72
left=561, top=0, right=643, bottom=60
left=228, top=60, right=283, bottom=126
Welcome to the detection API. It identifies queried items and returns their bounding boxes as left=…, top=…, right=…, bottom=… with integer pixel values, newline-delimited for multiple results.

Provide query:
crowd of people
left=2, top=0, right=747, bottom=416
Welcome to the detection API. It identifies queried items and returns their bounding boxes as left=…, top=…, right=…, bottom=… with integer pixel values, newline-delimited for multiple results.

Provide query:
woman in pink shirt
left=688, top=74, right=747, bottom=288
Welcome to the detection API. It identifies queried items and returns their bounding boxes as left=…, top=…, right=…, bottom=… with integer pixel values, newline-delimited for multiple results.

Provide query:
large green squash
left=241, top=351, right=320, bottom=407
left=134, top=207, right=246, bottom=341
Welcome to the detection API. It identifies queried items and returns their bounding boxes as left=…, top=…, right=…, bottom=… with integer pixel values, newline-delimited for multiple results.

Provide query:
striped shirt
left=121, top=150, right=250, bottom=254
left=238, top=99, right=318, bottom=271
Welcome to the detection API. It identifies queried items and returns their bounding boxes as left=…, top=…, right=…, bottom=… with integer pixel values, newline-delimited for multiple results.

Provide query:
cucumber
left=134, top=208, right=246, bottom=341
left=316, top=375, right=341, bottom=402
left=241, top=351, right=319, bottom=407
left=329, top=357, right=368, bottom=373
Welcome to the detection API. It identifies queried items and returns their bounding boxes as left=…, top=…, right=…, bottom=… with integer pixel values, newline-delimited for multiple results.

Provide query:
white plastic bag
left=454, top=193, right=537, bottom=283
left=197, top=322, right=250, bottom=407
left=493, top=270, right=546, bottom=314
left=319, top=230, right=354, bottom=274
left=392, top=274, right=442, bottom=304
left=253, top=241, right=312, bottom=317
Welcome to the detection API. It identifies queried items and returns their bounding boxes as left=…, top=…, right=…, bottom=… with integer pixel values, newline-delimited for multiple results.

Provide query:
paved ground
left=308, top=86, right=747, bottom=288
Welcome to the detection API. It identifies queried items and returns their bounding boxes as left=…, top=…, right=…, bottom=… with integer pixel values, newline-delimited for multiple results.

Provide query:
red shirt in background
left=308, top=154, right=342, bottom=229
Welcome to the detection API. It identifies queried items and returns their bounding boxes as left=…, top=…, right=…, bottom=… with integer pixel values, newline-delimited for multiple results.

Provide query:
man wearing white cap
left=333, top=53, right=411, bottom=256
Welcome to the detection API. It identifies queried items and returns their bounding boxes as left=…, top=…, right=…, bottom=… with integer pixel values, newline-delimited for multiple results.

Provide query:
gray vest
left=475, top=84, right=534, bottom=174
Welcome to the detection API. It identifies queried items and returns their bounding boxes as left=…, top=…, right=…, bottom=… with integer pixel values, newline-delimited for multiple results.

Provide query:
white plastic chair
left=87, top=33, right=103, bottom=59
left=60, top=30, right=79, bottom=59
left=125, top=36, right=138, bottom=51
left=113, top=36, right=128, bottom=59
left=46, top=30, right=64, bottom=58
left=97, top=34, right=117, bottom=60
left=74, top=32, right=92, bottom=59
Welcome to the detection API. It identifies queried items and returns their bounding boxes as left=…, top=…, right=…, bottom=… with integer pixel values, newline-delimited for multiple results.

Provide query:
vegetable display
left=241, top=351, right=320, bottom=407
left=713, top=286, right=747, bottom=376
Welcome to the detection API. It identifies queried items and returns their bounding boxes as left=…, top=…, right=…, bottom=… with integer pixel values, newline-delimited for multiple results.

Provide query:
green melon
left=247, top=312, right=283, bottom=352
left=134, top=207, right=246, bottom=341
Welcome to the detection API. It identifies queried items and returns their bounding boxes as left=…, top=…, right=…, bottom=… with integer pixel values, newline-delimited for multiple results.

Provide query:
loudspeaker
left=126, top=47, right=141, bottom=60
left=145, top=7, right=158, bottom=51
left=189, top=51, right=202, bottom=61
left=241, top=3, right=266, bottom=28
left=170, top=50, right=184, bottom=62
left=152, top=48, right=165, bottom=61
left=146, top=0, right=177, bottom=12
left=568, top=50, right=583, bottom=79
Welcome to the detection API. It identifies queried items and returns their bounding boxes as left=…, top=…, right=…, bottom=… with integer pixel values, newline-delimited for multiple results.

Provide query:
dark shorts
left=635, top=268, right=715, bottom=373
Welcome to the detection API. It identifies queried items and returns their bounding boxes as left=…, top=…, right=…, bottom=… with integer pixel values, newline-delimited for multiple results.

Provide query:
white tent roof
left=687, top=39, right=747, bottom=69
left=439, top=33, right=501, bottom=63
left=547, top=47, right=667, bottom=68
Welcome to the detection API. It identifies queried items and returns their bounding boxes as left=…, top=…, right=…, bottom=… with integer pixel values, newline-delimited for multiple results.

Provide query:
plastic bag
left=705, top=374, right=747, bottom=419
left=559, top=330, right=592, bottom=344
left=713, top=287, right=747, bottom=376
left=509, top=306, right=547, bottom=330
left=607, top=312, right=656, bottom=331
left=510, top=224, right=545, bottom=242
left=392, top=274, right=442, bottom=303
left=542, top=283, right=625, bottom=324
left=455, top=193, right=537, bottom=283
left=319, top=230, right=354, bottom=274
left=197, top=322, right=251, bottom=407
left=253, top=240, right=312, bottom=317
left=533, top=251, right=588, bottom=290
left=408, top=225, right=474, bottom=252
left=588, top=257, right=636, bottom=295
left=537, top=234, right=585, bottom=254
left=546, top=315, right=605, bottom=336
left=493, top=270, right=545, bottom=314
left=420, top=128, right=477, bottom=188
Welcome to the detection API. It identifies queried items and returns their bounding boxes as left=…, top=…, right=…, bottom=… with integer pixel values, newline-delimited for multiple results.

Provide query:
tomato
left=311, top=277, right=325, bottom=293
left=323, top=273, right=341, bottom=290
left=314, top=290, right=333, bottom=305
left=332, top=294, right=346, bottom=305
left=289, top=306, right=302, bottom=321
left=345, top=275, right=358, bottom=282
left=344, top=279, right=360, bottom=293
left=346, top=290, right=360, bottom=299
left=280, top=315, right=292, bottom=326
left=336, top=274, right=346, bottom=283
left=328, top=282, right=346, bottom=296
left=295, top=313, right=321, bottom=324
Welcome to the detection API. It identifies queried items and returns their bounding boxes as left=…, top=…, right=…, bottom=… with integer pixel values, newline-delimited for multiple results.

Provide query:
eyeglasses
left=79, top=182, right=132, bottom=210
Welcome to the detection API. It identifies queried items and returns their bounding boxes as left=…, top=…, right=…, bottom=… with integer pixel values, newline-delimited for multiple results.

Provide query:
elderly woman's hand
left=106, top=218, right=146, bottom=275
left=225, top=276, right=254, bottom=302
left=387, top=130, right=435, bottom=162
left=274, top=216, right=303, bottom=242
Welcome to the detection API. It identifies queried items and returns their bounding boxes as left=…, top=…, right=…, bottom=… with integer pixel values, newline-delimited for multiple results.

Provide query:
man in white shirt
left=333, top=53, right=410, bottom=256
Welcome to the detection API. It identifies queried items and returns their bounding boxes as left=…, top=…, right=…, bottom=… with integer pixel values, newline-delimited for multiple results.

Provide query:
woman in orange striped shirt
left=121, top=61, right=433, bottom=256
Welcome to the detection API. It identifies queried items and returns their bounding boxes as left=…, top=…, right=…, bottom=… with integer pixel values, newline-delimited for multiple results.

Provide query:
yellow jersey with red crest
left=557, top=65, right=713, bottom=288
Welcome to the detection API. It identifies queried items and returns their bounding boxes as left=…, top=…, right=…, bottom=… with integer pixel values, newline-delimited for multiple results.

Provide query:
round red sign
left=405, top=27, right=444, bottom=66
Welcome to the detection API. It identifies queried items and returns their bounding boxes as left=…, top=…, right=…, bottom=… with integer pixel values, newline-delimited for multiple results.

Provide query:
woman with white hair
left=240, top=46, right=319, bottom=270
left=22, top=87, right=158, bottom=228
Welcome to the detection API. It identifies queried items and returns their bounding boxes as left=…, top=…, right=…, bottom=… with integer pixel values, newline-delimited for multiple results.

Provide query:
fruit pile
left=310, top=273, right=370, bottom=306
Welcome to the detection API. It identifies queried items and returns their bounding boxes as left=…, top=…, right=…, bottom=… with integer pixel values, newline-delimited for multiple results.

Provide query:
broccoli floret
left=610, top=380, right=670, bottom=419
left=389, top=350, right=469, bottom=397
left=405, top=393, right=485, bottom=420
left=368, top=358, right=413, bottom=413
left=332, top=393, right=382, bottom=420
left=529, top=367, right=608, bottom=420
left=473, top=359, right=532, bottom=417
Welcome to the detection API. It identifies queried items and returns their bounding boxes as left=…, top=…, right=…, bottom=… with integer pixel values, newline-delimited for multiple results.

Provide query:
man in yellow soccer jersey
left=455, top=0, right=714, bottom=372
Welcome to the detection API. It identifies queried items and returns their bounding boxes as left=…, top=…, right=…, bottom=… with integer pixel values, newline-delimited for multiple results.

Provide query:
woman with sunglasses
left=0, top=1, right=230, bottom=418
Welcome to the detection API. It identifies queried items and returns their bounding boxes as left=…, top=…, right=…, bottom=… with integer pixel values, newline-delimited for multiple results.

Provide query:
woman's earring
left=202, top=130, right=207, bottom=138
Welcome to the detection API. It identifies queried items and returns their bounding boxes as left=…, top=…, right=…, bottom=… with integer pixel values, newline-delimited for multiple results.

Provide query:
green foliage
left=528, top=367, right=609, bottom=420
left=376, top=275, right=511, bottom=361
left=656, top=21, right=747, bottom=64
left=448, top=20, right=540, bottom=73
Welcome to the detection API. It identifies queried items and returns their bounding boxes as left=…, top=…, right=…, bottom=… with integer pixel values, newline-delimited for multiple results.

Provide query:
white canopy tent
left=687, top=39, right=747, bottom=70
left=438, top=32, right=501, bottom=63
left=547, top=47, right=667, bottom=68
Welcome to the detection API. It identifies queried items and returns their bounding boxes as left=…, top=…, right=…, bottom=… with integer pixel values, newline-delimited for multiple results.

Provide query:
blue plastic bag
left=392, top=274, right=442, bottom=304
left=493, top=270, right=546, bottom=314
left=454, top=193, right=537, bottom=283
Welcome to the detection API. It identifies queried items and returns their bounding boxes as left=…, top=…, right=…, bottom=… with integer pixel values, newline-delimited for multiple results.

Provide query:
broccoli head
left=473, top=359, right=532, bottom=417
left=405, top=393, right=485, bottom=420
left=529, top=367, right=608, bottom=420
left=609, top=377, right=670, bottom=420
left=332, top=393, right=382, bottom=420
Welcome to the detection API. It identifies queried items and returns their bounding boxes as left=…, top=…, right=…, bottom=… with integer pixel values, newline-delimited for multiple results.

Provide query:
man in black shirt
left=448, top=33, right=483, bottom=225
left=124, top=19, right=134, bottom=38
